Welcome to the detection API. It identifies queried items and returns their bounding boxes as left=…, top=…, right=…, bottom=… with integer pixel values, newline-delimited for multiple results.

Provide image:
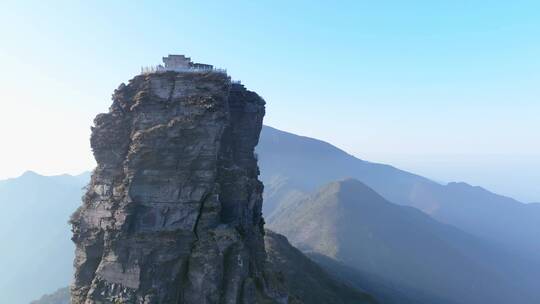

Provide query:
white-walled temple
left=141, top=55, right=218, bottom=74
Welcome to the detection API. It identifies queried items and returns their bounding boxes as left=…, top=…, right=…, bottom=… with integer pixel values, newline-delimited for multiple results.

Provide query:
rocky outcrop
left=33, top=230, right=377, bottom=304
left=70, top=62, right=287, bottom=303
left=264, top=231, right=377, bottom=304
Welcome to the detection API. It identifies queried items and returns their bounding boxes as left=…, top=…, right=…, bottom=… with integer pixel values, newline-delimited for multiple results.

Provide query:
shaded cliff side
left=30, top=231, right=379, bottom=304
left=264, top=231, right=377, bottom=304
left=70, top=67, right=287, bottom=303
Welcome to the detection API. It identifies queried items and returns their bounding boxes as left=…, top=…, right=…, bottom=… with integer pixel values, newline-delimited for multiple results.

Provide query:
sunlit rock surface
left=70, top=66, right=288, bottom=303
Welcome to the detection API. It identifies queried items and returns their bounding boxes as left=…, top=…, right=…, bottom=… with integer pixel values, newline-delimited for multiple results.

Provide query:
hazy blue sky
left=1, top=1, right=539, bottom=202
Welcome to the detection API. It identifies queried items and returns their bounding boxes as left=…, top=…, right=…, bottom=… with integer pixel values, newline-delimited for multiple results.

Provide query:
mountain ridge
left=268, top=178, right=540, bottom=304
left=0, top=172, right=87, bottom=304
left=257, top=125, right=540, bottom=258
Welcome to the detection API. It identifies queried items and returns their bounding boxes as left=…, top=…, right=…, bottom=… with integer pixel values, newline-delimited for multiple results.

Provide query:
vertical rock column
left=70, top=70, right=283, bottom=304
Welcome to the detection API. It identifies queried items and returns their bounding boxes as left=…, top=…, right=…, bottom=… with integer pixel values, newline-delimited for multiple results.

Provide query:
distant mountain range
left=257, top=126, right=540, bottom=259
left=30, top=287, right=70, bottom=304
left=3, top=125, right=540, bottom=303
left=0, top=171, right=88, bottom=304
left=267, top=179, right=540, bottom=304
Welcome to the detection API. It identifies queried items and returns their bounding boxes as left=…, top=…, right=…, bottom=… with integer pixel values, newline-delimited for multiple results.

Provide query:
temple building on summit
left=141, top=54, right=217, bottom=74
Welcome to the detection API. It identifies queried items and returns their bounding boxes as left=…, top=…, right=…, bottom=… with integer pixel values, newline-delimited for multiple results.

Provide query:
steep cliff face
left=70, top=67, right=286, bottom=303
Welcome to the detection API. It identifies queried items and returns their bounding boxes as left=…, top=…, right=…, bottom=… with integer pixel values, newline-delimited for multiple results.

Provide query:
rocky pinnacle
left=70, top=64, right=287, bottom=303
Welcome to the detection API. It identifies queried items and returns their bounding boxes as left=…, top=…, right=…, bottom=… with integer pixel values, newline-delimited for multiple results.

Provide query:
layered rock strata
left=71, top=66, right=285, bottom=303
